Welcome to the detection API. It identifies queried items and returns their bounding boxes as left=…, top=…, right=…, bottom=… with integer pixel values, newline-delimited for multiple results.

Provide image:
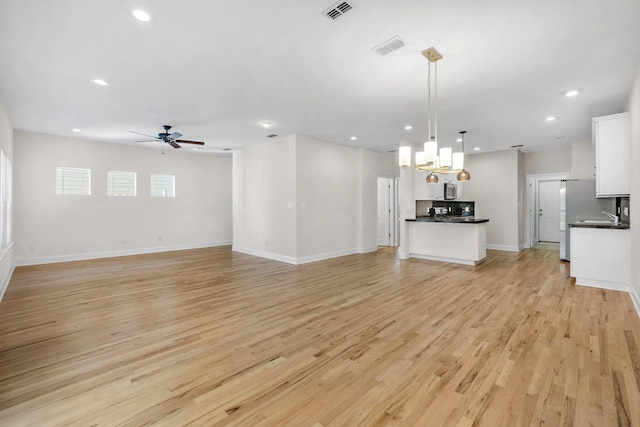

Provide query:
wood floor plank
left=0, top=246, right=639, bottom=426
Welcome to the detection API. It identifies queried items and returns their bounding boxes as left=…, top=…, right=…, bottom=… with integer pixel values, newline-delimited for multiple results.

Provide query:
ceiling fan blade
left=169, top=132, right=183, bottom=139
left=130, top=130, right=160, bottom=139
left=175, top=140, right=205, bottom=145
left=168, top=141, right=181, bottom=149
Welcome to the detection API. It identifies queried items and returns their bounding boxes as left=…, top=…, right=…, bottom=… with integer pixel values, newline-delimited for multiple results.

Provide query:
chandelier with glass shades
left=398, top=47, right=470, bottom=183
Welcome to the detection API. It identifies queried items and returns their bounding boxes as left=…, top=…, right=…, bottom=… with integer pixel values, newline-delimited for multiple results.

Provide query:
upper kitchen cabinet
left=592, top=112, right=630, bottom=197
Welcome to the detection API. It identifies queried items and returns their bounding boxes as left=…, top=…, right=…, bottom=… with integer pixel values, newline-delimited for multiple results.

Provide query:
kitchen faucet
left=602, top=211, right=620, bottom=224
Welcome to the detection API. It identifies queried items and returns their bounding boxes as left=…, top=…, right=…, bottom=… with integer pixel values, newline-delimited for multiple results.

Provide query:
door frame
left=525, top=172, right=569, bottom=248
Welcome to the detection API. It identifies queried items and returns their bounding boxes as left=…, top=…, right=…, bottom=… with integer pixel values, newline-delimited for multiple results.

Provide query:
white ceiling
left=1, top=0, right=639, bottom=155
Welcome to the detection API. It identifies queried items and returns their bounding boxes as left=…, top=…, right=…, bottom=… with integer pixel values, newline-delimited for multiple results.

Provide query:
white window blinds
left=56, top=167, right=91, bottom=195
left=150, top=174, right=175, bottom=198
left=107, top=171, right=136, bottom=197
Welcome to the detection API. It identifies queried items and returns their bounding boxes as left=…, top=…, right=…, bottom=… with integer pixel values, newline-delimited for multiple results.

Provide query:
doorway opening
left=525, top=172, right=569, bottom=248
left=377, top=177, right=398, bottom=247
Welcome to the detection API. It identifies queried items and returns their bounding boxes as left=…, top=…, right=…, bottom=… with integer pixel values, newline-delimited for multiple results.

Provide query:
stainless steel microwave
left=444, top=182, right=457, bottom=200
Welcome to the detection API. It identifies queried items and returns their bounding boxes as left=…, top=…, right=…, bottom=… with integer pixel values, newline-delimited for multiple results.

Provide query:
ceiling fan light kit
left=399, top=47, right=471, bottom=183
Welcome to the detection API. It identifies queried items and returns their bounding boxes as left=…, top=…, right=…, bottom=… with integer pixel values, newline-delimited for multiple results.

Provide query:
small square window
left=107, top=171, right=136, bottom=197
left=151, top=174, right=175, bottom=198
left=56, top=167, right=91, bottom=195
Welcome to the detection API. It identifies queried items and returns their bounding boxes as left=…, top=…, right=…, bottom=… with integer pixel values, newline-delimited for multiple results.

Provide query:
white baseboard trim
left=575, top=277, right=628, bottom=292
left=406, top=253, right=479, bottom=266
left=231, top=246, right=298, bottom=264
left=357, top=246, right=378, bottom=254
left=296, top=249, right=358, bottom=265
left=629, top=287, right=640, bottom=319
left=16, top=241, right=233, bottom=267
left=0, top=265, right=15, bottom=302
left=232, top=246, right=361, bottom=265
left=486, top=244, right=521, bottom=252
left=576, top=279, right=640, bottom=319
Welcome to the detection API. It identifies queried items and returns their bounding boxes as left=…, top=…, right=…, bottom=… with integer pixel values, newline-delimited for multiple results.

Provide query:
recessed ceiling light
left=91, top=79, right=110, bottom=86
left=404, top=125, right=413, bottom=130
left=350, top=136, right=357, bottom=141
left=545, top=116, right=556, bottom=122
left=473, top=147, right=480, bottom=151
left=261, top=122, right=272, bottom=128
left=192, top=147, right=199, bottom=151
left=565, top=89, right=579, bottom=97
left=72, top=128, right=81, bottom=133
left=456, top=138, right=462, bottom=142
left=132, top=10, right=151, bottom=22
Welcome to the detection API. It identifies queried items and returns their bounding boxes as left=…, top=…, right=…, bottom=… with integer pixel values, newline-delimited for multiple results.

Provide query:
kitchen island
left=401, top=217, right=489, bottom=265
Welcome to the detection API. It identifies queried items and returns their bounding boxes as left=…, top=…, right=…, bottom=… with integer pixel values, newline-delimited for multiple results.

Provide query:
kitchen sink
left=575, top=219, right=615, bottom=224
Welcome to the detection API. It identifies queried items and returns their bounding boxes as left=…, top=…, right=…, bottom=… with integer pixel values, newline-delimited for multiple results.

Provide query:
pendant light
left=399, top=145, right=412, bottom=168
left=456, top=131, right=471, bottom=181
left=426, top=172, right=439, bottom=184
left=398, top=47, right=471, bottom=182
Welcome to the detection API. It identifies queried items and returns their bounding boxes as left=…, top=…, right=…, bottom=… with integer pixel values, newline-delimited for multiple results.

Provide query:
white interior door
left=538, top=180, right=561, bottom=242
left=377, top=178, right=391, bottom=246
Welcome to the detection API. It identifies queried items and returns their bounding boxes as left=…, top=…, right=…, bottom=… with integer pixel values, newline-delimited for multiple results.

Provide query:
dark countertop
left=569, top=221, right=630, bottom=229
left=407, top=216, right=489, bottom=224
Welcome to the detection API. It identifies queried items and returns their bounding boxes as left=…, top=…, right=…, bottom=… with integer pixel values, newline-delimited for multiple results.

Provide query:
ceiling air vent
left=266, top=134, right=278, bottom=138
left=510, top=144, right=524, bottom=148
left=323, top=1, right=355, bottom=20
left=372, top=36, right=406, bottom=56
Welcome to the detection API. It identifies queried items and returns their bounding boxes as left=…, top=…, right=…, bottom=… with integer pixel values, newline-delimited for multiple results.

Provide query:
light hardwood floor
left=0, top=246, right=639, bottom=426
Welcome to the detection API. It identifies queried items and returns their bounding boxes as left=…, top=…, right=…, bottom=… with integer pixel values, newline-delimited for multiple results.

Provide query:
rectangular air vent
left=266, top=134, right=278, bottom=138
left=372, top=36, right=406, bottom=56
left=323, top=1, right=355, bottom=20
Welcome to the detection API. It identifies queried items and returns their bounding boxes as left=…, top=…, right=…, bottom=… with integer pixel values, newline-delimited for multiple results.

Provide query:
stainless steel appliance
left=444, top=182, right=457, bottom=200
left=559, top=179, right=615, bottom=261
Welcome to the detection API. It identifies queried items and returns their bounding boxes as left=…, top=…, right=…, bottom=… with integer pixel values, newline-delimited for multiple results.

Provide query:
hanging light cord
left=427, top=62, right=432, bottom=141
left=434, top=61, right=438, bottom=142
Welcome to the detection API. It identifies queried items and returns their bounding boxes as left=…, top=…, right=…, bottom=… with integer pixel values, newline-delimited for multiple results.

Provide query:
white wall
left=232, top=136, right=297, bottom=260
left=523, top=147, right=571, bottom=176
left=233, top=134, right=395, bottom=264
left=14, top=131, right=232, bottom=264
left=296, top=135, right=358, bottom=258
left=0, top=101, right=14, bottom=297
left=629, top=68, right=640, bottom=301
left=463, top=149, right=520, bottom=250
left=571, top=139, right=596, bottom=179
left=517, top=150, right=525, bottom=247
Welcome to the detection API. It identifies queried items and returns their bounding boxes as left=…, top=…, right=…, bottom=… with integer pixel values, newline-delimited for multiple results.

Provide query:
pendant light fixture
left=456, top=131, right=471, bottom=181
left=398, top=47, right=471, bottom=183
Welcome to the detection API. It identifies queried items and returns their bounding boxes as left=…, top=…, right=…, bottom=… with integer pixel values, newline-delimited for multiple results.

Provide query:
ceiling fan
left=130, top=125, right=205, bottom=149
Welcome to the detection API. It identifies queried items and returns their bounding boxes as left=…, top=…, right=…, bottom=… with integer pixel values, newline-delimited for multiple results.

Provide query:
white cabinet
left=592, top=113, right=630, bottom=197
left=570, top=227, right=630, bottom=290
left=413, top=170, right=443, bottom=200
left=413, top=171, right=466, bottom=200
